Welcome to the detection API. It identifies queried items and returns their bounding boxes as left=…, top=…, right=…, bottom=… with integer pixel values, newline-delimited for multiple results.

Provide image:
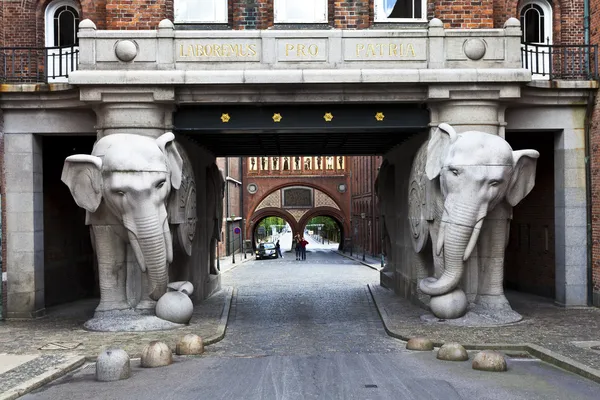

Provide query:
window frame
left=274, top=0, right=328, bottom=24
left=519, top=0, right=553, bottom=45
left=374, top=0, right=427, bottom=23
left=44, top=0, right=81, bottom=48
left=174, top=0, right=228, bottom=24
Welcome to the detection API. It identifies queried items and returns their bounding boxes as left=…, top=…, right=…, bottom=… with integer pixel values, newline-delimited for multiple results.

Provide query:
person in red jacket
left=300, top=237, right=309, bottom=260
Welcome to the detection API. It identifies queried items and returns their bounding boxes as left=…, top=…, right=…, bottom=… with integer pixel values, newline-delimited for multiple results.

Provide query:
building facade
left=0, top=0, right=598, bottom=320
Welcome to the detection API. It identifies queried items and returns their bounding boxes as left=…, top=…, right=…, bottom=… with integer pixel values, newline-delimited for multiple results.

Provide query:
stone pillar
left=555, top=126, right=588, bottom=306
left=4, top=134, right=45, bottom=318
left=79, top=87, right=175, bottom=139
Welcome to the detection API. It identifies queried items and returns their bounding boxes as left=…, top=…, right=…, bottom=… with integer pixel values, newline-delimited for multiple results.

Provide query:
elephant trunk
left=128, top=214, right=169, bottom=301
left=420, top=202, right=484, bottom=296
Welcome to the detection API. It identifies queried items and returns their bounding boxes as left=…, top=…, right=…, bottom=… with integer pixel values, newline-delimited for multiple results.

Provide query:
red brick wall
left=433, top=0, right=494, bottom=28
left=333, top=0, right=370, bottom=29
left=105, top=0, right=172, bottom=29
left=590, top=0, right=600, bottom=305
left=349, top=155, right=382, bottom=257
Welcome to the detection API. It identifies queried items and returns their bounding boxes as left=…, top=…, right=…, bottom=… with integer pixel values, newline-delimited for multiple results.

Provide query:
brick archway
left=298, top=206, right=348, bottom=251
left=247, top=207, right=298, bottom=247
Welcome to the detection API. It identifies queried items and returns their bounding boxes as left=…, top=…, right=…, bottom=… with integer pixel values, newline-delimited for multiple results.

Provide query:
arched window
left=519, top=0, right=552, bottom=44
left=45, top=1, right=80, bottom=47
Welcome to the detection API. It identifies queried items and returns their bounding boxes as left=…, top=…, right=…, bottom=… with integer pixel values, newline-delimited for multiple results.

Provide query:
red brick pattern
left=433, top=0, right=494, bottom=29
left=105, top=0, right=172, bottom=29
left=333, top=0, right=370, bottom=29
left=590, top=0, right=600, bottom=302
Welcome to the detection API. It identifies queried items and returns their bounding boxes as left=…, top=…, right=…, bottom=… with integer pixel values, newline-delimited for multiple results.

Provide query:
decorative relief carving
left=314, top=190, right=340, bottom=210
left=255, top=190, right=281, bottom=211
left=282, top=187, right=313, bottom=208
left=169, top=143, right=197, bottom=256
left=408, top=141, right=429, bottom=253
left=288, top=209, right=308, bottom=222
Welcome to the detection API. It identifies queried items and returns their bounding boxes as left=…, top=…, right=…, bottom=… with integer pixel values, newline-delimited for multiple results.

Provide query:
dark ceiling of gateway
left=174, top=104, right=429, bottom=157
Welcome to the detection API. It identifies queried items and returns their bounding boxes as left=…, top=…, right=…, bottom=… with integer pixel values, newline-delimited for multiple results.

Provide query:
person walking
left=275, top=240, right=283, bottom=258
left=294, top=234, right=302, bottom=260
left=300, top=237, right=309, bottom=261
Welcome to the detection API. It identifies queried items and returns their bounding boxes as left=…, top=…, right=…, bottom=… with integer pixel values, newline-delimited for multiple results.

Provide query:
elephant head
left=419, top=124, right=539, bottom=296
left=61, top=132, right=183, bottom=301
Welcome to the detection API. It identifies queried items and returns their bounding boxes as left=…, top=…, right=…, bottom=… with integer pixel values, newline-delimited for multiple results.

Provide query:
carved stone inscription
left=343, top=38, right=427, bottom=61
left=176, top=39, right=261, bottom=62
left=276, top=39, right=328, bottom=62
left=283, top=188, right=313, bottom=208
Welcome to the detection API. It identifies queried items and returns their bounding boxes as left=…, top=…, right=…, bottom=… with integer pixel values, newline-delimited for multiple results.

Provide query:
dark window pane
left=54, top=6, right=79, bottom=47
left=413, top=0, right=421, bottom=18
left=388, top=0, right=412, bottom=18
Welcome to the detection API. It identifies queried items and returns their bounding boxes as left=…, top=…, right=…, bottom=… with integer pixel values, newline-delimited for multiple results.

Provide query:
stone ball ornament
left=176, top=334, right=204, bottom=355
left=96, top=348, right=131, bottom=382
left=115, top=40, right=138, bottom=62
left=429, top=288, right=468, bottom=319
left=472, top=351, right=508, bottom=372
left=437, top=343, right=469, bottom=361
left=406, top=337, right=434, bottom=351
left=463, top=39, right=486, bottom=60
left=141, top=341, right=173, bottom=368
left=155, top=291, right=194, bottom=324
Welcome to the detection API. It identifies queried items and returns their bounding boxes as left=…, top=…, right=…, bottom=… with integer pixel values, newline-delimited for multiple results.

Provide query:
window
left=374, top=0, right=426, bottom=22
left=519, top=0, right=552, bottom=44
left=174, top=0, right=228, bottom=23
left=45, top=0, right=80, bottom=47
left=274, top=0, right=327, bottom=23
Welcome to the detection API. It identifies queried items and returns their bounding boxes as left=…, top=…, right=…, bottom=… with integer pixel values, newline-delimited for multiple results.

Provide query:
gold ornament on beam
left=375, top=112, right=385, bottom=121
left=323, top=112, right=334, bottom=122
left=272, top=113, right=282, bottom=122
left=220, top=113, right=231, bottom=123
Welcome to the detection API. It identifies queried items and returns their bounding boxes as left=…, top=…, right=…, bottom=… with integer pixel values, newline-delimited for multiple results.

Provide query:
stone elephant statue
left=61, top=132, right=188, bottom=317
left=409, top=123, right=539, bottom=321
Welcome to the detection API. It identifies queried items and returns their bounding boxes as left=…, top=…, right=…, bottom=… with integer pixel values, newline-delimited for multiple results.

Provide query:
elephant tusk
left=463, top=219, right=484, bottom=262
left=436, top=211, right=448, bottom=256
left=163, top=217, right=173, bottom=264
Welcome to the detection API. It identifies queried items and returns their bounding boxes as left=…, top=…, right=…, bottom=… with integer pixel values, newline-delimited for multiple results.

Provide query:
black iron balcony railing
left=0, top=45, right=78, bottom=83
left=521, top=42, right=599, bottom=80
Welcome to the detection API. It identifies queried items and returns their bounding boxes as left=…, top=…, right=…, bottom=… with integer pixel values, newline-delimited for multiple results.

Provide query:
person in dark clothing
left=275, top=240, right=283, bottom=258
left=300, top=237, right=308, bottom=260
left=295, top=236, right=302, bottom=260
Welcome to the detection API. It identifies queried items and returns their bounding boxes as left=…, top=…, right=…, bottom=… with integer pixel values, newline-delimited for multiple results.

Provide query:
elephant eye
left=489, top=180, right=502, bottom=187
left=449, top=168, right=459, bottom=176
left=156, top=180, right=166, bottom=189
left=114, top=190, right=125, bottom=196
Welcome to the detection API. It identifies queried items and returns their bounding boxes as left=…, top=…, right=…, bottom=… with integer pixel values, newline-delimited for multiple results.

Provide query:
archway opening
left=252, top=215, right=295, bottom=253
left=303, top=215, right=343, bottom=250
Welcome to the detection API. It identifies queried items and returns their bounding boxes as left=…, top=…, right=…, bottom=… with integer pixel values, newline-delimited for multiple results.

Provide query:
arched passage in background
left=249, top=207, right=298, bottom=250
left=298, top=207, right=348, bottom=251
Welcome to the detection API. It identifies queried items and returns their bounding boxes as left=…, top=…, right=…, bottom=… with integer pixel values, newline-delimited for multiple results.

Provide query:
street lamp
left=231, top=214, right=235, bottom=264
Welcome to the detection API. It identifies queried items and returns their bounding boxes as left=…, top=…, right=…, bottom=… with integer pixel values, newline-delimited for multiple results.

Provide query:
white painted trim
left=519, top=0, right=553, bottom=45
left=44, top=0, right=81, bottom=47
left=274, top=0, right=328, bottom=24
left=174, top=0, right=228, bottom=24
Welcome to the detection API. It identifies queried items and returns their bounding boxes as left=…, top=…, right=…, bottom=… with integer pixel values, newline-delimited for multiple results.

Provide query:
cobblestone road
left=23, top=249, right=600, bottom=400
left=208, top=248, right=406, bottom=357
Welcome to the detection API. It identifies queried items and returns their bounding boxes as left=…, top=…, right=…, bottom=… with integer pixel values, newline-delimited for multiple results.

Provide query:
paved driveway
left=24, top=251, right=600, bottom=399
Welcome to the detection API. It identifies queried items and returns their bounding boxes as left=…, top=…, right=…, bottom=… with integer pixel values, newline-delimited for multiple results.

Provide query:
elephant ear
left=156, top=132, right=183, bottom=190
left=506, top=149, right=540, bottom=207
left=425, top=123, right=458, bottom=180
left=61, top=155, right=103, bottom=212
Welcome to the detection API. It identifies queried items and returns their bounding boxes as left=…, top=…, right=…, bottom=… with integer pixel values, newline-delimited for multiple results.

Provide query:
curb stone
left=0, top=355, right=85, bottom=400
left=334, top=251, right=382, bottom=271
left=367, top=283, right=600, bottom=385
left=204, top=286, right=234, bottom=346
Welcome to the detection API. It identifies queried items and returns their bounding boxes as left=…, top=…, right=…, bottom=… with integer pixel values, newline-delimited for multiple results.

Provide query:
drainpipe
left=584, top=0, right=590, bottom=46
left=585, top=91, right=596, bottom=306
